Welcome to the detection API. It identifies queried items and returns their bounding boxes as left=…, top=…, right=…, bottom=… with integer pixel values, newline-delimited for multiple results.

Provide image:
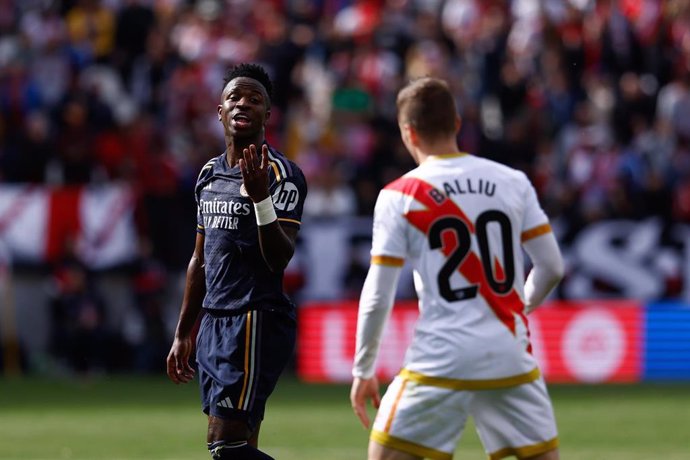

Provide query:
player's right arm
left=167, top=232, right=206, bottom=384
left=351, top=261, right=402, bottom=428
left=351, top=188, right=407, bottom=428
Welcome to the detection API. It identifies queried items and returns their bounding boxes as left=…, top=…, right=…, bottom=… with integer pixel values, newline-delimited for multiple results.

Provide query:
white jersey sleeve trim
left=352, top=263, right=402, bottom=379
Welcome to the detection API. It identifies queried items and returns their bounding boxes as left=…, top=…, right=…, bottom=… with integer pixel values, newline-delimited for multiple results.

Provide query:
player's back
left=376, top=153, right=550, bottom=383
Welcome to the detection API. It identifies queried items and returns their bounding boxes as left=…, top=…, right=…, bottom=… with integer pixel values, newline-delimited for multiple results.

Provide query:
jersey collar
left=218, top=141, right=273, bottom=175
left=428, top=152, right=469, bottom=160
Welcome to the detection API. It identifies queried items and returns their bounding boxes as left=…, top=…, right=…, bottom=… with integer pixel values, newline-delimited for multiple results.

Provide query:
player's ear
left=399, top=122, right=411, bottom=143
left=407, top=125, right=420, bottom=147
left=264, top=107, right=271, bottom=123
left=217, top=104, right=223, bottom=121
left=455, top=115, right=462, bottom=134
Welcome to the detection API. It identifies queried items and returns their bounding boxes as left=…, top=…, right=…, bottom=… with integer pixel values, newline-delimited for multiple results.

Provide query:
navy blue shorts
left=196, top=308, right=296, bottom=431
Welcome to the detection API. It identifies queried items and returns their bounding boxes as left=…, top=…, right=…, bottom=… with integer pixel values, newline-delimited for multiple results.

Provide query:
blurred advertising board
left=0, top=184, right=138, bottom=269
left=297, top=300, right=689, bottom=383
left=528, top=301, right=642, bottom=383
left=644, top=302, right=690, bottom=380
left=297, top=217, right=690, bottom=302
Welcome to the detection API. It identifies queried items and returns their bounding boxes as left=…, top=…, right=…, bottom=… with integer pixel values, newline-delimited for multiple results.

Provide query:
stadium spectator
left=49, top=250, right=116, bottom=374
left=350, top=77, right=564, bottom=460
left=65, top=0, right=116, bottom=65
left=3, top=0, right=690, bottom=233
left=113, top=0, right=157, bottom=84
left=166, top=63, right=307, bottom=460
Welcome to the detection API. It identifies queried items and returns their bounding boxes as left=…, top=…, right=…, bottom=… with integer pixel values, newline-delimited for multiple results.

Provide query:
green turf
left=0, top=375, right=689, bottom=459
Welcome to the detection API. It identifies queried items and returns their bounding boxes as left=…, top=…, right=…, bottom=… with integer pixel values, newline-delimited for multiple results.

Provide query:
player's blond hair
left=396, top=77, right=458, bottom=142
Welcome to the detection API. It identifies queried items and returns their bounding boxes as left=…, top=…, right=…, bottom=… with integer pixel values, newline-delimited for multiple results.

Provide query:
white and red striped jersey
left=370, top=153, right=553, bottom=384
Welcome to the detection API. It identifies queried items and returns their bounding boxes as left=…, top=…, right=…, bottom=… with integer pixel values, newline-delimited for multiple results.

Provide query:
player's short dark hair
left=396, top=77, right=458, bottom=141
left=222, top=63, right=273, bottom=105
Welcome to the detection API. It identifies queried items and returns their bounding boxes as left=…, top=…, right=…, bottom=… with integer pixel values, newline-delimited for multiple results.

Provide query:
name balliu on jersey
left=195, top=145, right=307, bottom=314
left=371, top=153, right=552, bottom=384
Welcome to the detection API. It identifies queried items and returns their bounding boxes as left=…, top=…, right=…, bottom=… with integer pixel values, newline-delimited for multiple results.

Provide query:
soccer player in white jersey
left=350, top=77, right=564, bottom=460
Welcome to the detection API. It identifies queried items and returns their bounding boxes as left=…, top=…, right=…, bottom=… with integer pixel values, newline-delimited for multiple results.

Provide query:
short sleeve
left=196, top=203, right=205, bottom=234
left=521, top=178, right=551, bottom=242
left=194, top=173, right=207, bottom=236
left=194, top=156, right=218, bottom=235
left=271, top=166, right=307, bottom=229
left=370, top=189, right=408, bottom=263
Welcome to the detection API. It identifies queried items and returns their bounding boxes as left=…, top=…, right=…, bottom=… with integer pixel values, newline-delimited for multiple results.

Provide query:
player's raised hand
left=166, top=336, right=195, bottom=384
left=350, top=376, right=381, bottom=429
left=239, top=143, right=270, bottom=202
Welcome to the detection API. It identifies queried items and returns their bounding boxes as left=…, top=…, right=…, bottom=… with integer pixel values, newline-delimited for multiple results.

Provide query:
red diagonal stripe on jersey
left=385, top=176, right=526, bottom=335
left=494, top=256, right=506, bottom=283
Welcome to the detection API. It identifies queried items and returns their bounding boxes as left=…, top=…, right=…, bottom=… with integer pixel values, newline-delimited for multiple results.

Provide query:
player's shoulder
left=197, top=154, right=222, bottom=180
left=381, top=165, right=423, bottom=192
left=468, top=155, right=531, bottom=184
left=374, top=169, right=427, bottom=214
left=266, top=145, right=306, bottom=185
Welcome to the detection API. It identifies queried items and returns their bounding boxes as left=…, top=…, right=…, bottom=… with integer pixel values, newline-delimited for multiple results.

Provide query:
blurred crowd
left=3, top=0, right=690, bottom=249
left=3, top=0, right=690, bottom=372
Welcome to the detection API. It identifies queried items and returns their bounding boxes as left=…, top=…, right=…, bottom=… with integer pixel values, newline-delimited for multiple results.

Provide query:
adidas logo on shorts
left=217, top=397, right=234, bottom=409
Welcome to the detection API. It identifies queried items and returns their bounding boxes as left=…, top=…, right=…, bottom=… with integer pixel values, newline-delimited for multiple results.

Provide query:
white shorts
left=370, top=371, right=559, bottom=460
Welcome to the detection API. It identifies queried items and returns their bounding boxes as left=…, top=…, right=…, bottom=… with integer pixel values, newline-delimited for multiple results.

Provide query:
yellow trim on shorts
left=238, top=311, right=253, bottom=408
left=399, top=367, right=541, bottom=391
left=371, top=431, right=452, bottom=460
left=489, top=437, right=559, bottom=459
left=384, top=378, right=408, bottom=433
left=371, top=255, right=405, bottom=267
left=521, top=223, right=552, bottom=242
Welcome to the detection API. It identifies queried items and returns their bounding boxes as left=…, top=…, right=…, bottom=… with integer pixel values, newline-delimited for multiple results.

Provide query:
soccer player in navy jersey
left=166, top=63, right=307, bottom=460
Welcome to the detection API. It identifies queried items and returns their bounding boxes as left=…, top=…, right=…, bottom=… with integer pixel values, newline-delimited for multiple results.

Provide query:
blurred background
left=0, top=0, right=689, bottom=386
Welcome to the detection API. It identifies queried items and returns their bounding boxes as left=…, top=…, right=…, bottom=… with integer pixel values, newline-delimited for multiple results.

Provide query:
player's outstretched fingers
left=248, top=144, right=260, bottom=170
left=238, top=158, right=245, bottom=175
left=242, top=148, right=253, bottom=173
left=260, top=144, right=269, bottom=170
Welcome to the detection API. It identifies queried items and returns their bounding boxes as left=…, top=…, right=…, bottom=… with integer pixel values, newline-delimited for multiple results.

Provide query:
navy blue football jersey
left=195, top=144, right=307, bottom=314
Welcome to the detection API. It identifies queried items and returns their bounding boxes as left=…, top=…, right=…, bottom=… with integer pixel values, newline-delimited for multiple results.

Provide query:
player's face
left=218, top=77, right=271, bottom=138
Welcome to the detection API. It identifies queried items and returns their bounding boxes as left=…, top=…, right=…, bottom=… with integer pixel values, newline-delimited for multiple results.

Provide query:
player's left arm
left=240, top=143, right=300, bottom=272
left=522, top=231, right=564, bottom=314
left=257, top=222, right=298, bottom=272
left=520, top=178, right=564, bottom=313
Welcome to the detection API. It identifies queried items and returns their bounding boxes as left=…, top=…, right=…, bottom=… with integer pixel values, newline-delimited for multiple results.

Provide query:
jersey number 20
left=428, top=210, right=515, bottom=302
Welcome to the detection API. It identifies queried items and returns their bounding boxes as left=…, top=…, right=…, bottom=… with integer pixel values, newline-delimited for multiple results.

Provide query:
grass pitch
left=0, top=375, right=688, bottom=459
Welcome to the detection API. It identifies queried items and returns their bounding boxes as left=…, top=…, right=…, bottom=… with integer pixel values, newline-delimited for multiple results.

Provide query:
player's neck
left=225, top=136, right=266, bottom=167
left=416, top=140, right=462, bottom=164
